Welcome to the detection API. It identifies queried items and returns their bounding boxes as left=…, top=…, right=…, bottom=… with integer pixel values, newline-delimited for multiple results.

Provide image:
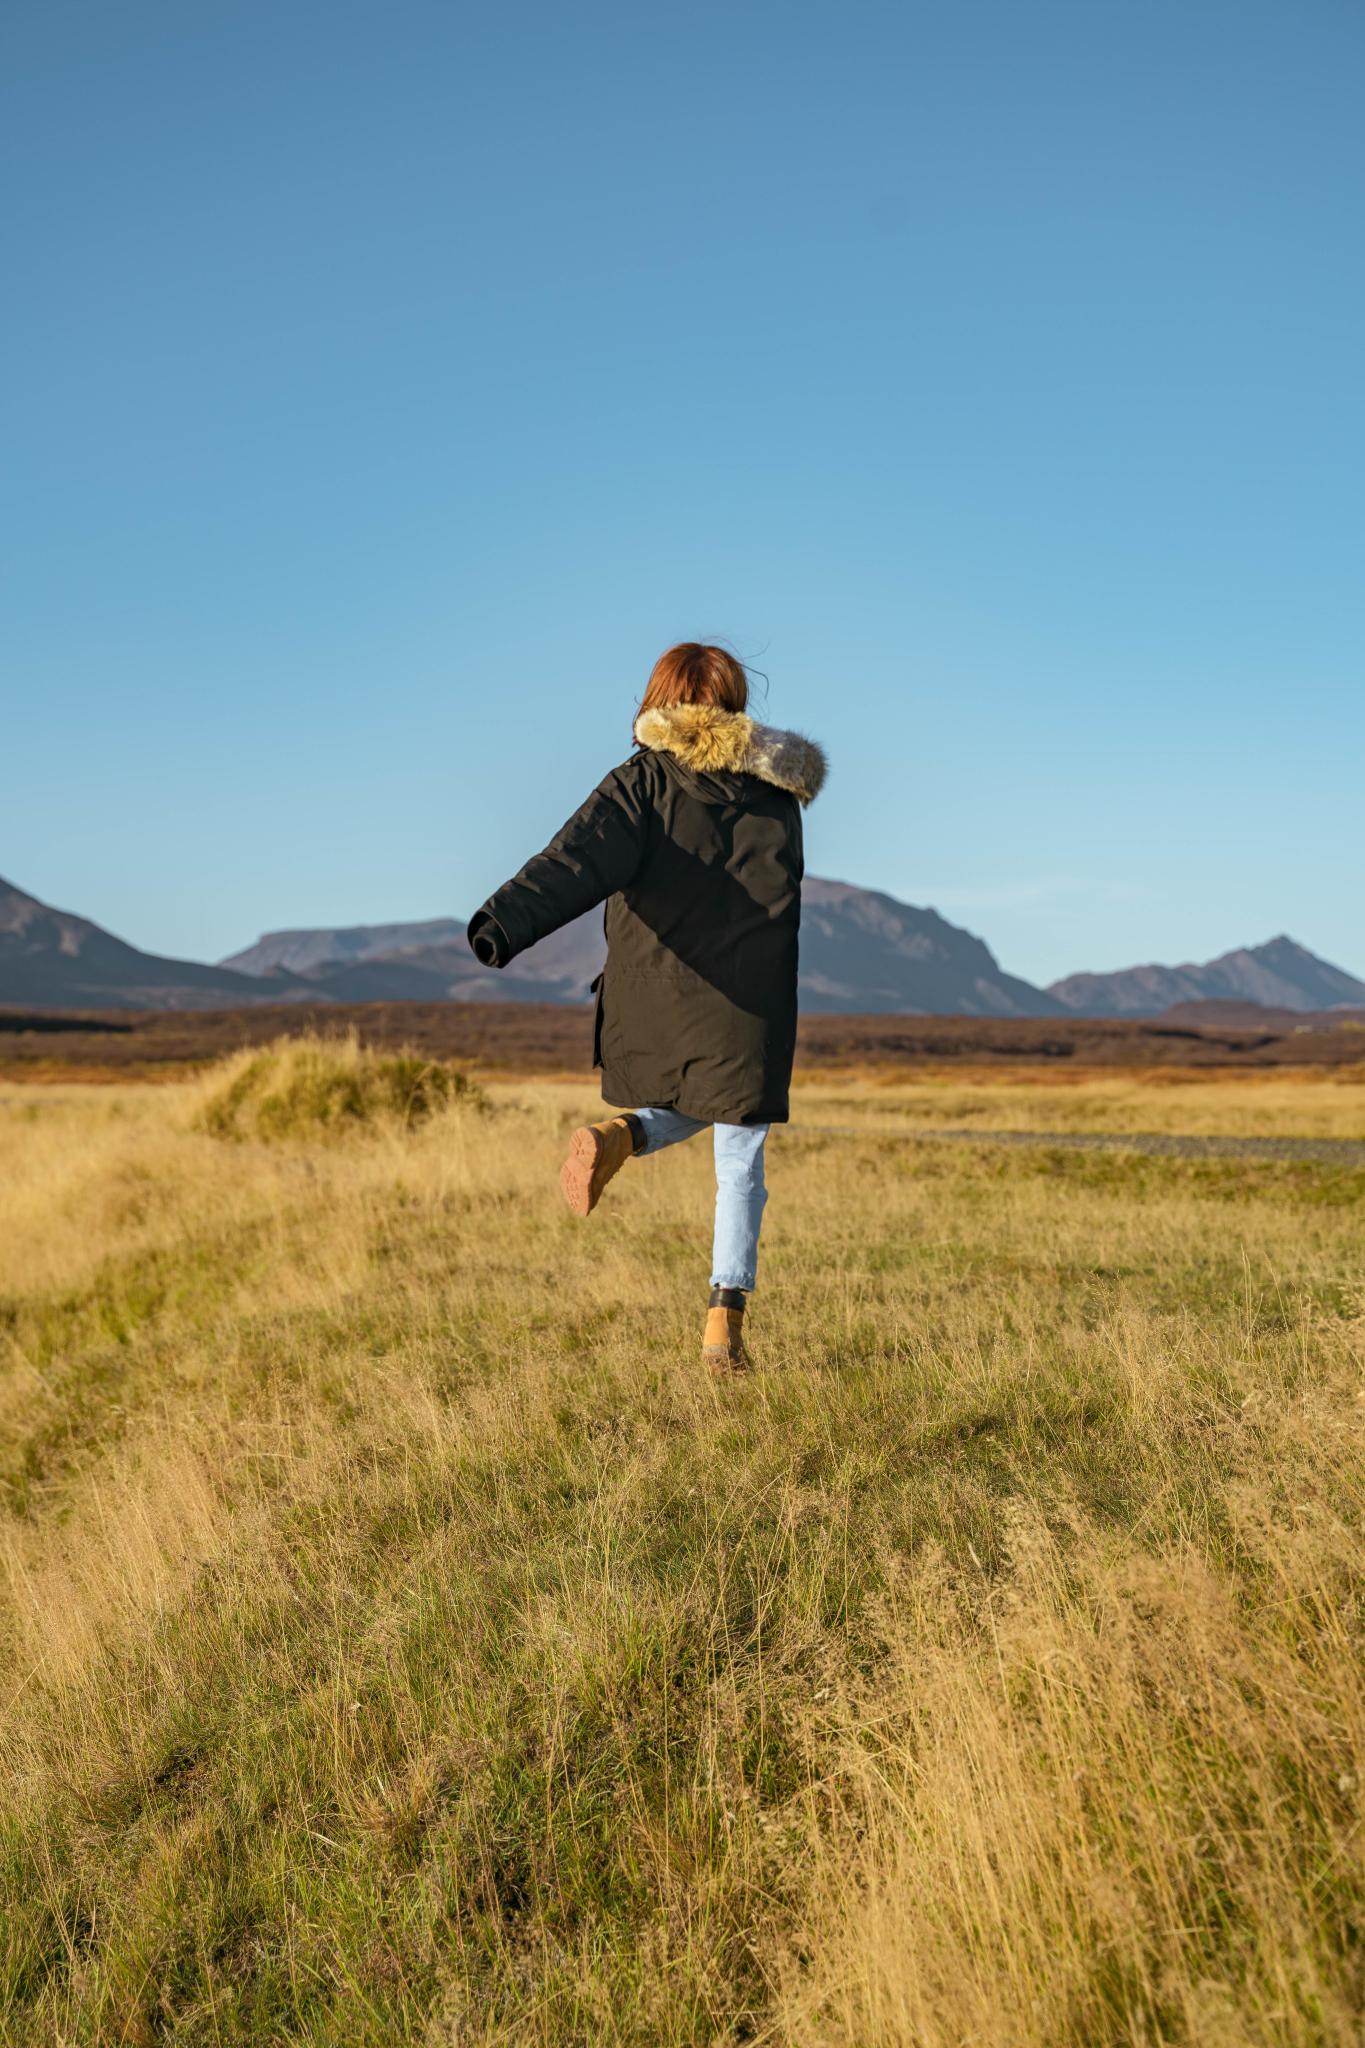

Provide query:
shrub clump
left=194, top=1033, right=482, bottom=1141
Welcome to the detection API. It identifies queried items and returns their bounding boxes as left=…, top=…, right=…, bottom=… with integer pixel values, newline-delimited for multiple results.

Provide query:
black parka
left=467, top=705, right=827, bottom=1125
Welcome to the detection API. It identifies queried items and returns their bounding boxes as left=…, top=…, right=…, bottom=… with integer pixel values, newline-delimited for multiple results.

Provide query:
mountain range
left=215, top=878, right=1067, bottom=1016
left=0, top=876, right=291, bottom=1011
left=3, top=872, right=1363, bottom=1018
left=1048, top=938, right=1365, bottom=1016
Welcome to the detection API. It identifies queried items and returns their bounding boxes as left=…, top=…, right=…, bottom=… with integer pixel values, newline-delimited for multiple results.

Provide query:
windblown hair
left=638, top=643, right=749, bottom=723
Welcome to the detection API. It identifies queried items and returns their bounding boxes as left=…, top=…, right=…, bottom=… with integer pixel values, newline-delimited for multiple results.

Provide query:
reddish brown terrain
left=3, top=1000, right=1364, bottom=1081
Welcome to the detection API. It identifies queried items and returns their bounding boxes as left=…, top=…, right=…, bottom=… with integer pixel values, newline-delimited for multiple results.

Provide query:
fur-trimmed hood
left=633, top=704, right=827, bottom=807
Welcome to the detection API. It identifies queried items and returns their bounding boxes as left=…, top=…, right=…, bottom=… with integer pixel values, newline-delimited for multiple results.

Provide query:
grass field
left=3, top=1044, right=1365, bottom=2045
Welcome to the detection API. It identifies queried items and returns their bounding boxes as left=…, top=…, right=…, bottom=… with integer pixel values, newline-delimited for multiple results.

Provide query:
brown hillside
left=4, top=1001, right=1365, bottom=1081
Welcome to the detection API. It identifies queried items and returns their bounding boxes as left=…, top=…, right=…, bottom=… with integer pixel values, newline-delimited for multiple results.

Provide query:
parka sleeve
left=466, top=759, right=652, bottom=968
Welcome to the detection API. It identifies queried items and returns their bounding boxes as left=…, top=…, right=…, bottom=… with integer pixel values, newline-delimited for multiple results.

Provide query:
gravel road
left=796, top=1127, right=1365, bottom=1165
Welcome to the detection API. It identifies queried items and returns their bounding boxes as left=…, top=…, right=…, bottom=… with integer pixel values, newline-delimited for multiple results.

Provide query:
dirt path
left=796, top=1126, right=1365, bottom=1165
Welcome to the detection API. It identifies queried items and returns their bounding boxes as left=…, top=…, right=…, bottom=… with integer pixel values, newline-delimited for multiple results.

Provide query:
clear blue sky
left=3, top=0, right=1361, bottom=987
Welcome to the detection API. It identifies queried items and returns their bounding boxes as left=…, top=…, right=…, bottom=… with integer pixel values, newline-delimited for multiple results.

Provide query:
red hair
left=638, top=642, right=749, bottom=721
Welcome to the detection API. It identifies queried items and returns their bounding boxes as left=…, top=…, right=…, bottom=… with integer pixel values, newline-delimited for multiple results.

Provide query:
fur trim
left=633, top=704, right=827, bottom=806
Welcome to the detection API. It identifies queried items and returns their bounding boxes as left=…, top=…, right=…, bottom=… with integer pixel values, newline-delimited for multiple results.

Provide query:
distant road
left=793, top=1127, right=1365, bottom=1165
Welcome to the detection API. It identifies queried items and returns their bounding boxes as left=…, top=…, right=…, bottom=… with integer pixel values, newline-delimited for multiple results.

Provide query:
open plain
left=3, top=1042, right=1365, bottom=2044
left=5, top=999, right=1365, bottom=1085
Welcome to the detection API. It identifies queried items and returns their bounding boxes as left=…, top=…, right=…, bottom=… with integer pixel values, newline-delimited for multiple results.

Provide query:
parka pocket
left=590, top=973, right=605, bottom=1069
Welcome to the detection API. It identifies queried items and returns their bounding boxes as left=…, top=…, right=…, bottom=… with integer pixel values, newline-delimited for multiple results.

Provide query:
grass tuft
left=192, top=1031, right=483, bottom=1141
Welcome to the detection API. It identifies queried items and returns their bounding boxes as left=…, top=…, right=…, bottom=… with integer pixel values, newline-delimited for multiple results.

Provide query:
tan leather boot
left=703, top=1297, right=750, bottom=1375
left=560, top=1116, right=640, bottom=1217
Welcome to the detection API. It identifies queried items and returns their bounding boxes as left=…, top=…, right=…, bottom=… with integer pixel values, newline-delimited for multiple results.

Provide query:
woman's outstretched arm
left=466, top=758, right=650, bottom=967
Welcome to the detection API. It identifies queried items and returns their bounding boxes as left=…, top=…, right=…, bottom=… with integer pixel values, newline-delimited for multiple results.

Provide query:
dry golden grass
left=791, top=1068, right=1365, bottom=1138
left=1, top=1055, right=1364, bottom=2044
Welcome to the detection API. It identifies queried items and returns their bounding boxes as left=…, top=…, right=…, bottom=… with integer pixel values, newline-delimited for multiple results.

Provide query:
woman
left=466, top=643, right=826, bottom=1374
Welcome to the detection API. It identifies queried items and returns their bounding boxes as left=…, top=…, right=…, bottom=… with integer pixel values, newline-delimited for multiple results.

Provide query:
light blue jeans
left=633, top=1109, right=769, bottom=1292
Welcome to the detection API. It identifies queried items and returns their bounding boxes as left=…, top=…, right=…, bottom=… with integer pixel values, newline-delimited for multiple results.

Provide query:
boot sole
left=560, top=1126, right=603, bottom=1217
left=703, top=1347, right=751, bottom=1376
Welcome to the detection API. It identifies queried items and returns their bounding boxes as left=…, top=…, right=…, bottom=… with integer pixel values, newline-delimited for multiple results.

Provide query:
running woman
left=466, top=643, right=826, bottom=1374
